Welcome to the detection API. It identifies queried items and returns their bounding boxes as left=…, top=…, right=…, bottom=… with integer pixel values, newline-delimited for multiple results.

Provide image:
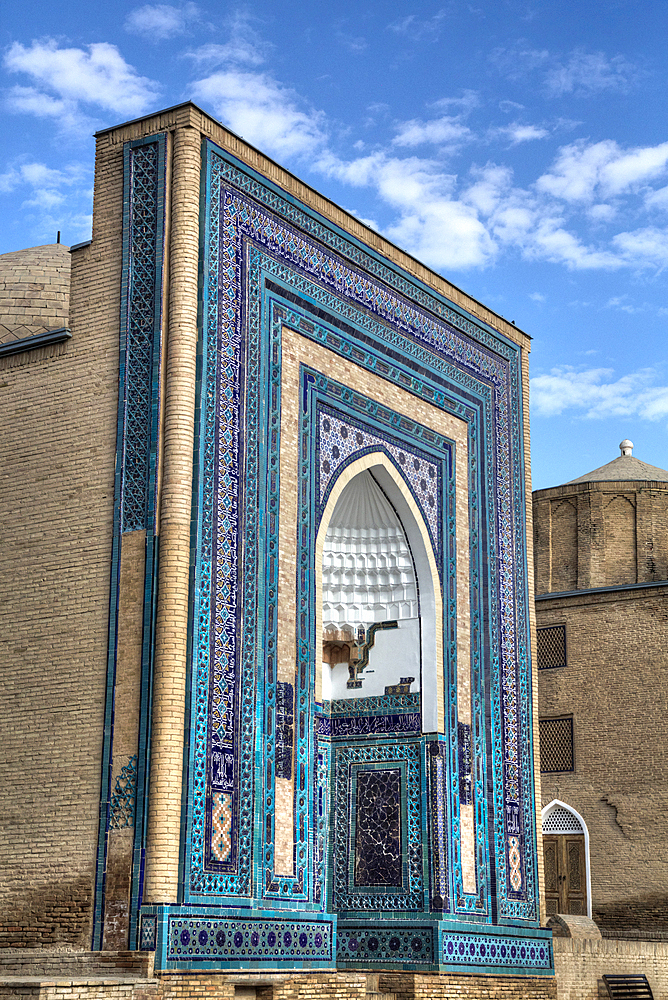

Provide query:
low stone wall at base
left=554, top=937, right=668, bottom=999
left=155, top=972, right=559, bottom=1000
left=0, top=971, right=559, bottom=1000
left=378, top=972, right=557, bottom=999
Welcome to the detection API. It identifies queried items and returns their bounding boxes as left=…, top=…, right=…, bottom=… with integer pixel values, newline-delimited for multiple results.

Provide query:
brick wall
left=554, top=937, right=668, bottom=1000
left=0, top=132, right=124, bottom=945
left=534, top=481, right=668, bottom=594
left=537, top=586, right=668, bottom=930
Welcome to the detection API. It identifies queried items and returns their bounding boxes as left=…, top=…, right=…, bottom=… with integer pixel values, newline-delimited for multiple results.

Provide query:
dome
left=0, top=243, right=71, bottom=347
left=565, top=440, right=668, bottom=485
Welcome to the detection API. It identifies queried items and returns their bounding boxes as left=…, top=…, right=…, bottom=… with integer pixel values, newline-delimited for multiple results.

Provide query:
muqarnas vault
left=95, top=105, right=551, bottom=977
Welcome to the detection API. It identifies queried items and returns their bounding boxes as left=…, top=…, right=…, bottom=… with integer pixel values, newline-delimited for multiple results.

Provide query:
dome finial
left=620, top=439, right=633, bottom=457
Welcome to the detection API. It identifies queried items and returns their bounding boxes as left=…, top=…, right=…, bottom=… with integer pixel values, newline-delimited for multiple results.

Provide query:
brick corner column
left=143, top=124, right=202, bottom=903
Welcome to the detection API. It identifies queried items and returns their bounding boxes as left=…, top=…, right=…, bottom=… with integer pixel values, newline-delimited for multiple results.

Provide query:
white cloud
left=184, top=30, right=668, bottom=276
left=545, top=49, right=636, bottom=97
left=613, top=227, right=668, bottom=269
left=192, top=69, right=326, bottom=159
left=529, top=292, right=546, bottom=302
left=491, top=44, right=638, bottom=98
left=125, top=3, right=199, bottom=40
left=489, top=43, right=550, bottom=81
left=319, top=151, right=496, bottom=269
left=3, top=39, right=160, bottom=124
left=392, top=115, right=472, bottom=149
left=645, top=185, right=668, bottom=211
left=537, top=139, right=668, bottom=204
left=0, top=158, right=92, bottom=242
left=500, top=123, right=549, bottom=144
left=430, top=90, right=480, bottom=113
left=531, top=366, right=668, bottom=421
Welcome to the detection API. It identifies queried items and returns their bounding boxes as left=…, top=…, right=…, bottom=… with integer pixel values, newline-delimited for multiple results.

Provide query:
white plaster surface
left=322, top=617, right=420, bottom=700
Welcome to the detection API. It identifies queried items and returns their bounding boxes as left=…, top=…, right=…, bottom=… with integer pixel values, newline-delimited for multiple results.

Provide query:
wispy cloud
left=387, top=8, right=452, bottom=42
left=545, top=48, right=637, bottom=97
left=3, top=39, right=160, bottom=128
left=531, top=366, right=668, bottom=421
left=125, top=3, right=200, bottom=40
left=491, top=43, right=639, bottom=98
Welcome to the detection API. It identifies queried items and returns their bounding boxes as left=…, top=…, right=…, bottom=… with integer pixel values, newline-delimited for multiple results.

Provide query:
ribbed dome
left=565, top=441, right=668, bottom=485
left=322, top=471, right=418, bottom=630
left=0, top=243, right=70, bottom=347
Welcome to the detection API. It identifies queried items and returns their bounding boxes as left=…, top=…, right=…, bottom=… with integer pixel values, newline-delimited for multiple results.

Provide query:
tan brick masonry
left=144, top=125, right=201, bottom=903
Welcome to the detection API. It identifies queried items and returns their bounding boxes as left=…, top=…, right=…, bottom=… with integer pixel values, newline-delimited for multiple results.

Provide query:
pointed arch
left=541, top=799, right=592, bottom=917
left=315, top=451, right=443, bottom=732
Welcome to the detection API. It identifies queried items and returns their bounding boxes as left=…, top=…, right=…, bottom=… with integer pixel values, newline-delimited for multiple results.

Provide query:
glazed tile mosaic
left=337, top=925, right=434, bottom=966
left=167, top=916, right=333, bottom=963
left=440, top=931, right=552, bottom=971
left=112, top=132, right=551, bottom=975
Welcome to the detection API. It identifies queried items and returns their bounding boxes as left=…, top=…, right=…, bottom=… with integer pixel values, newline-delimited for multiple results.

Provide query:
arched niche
left=315, top=452, right=442, bottom=733
left=541, top=799, right=592, bottom=918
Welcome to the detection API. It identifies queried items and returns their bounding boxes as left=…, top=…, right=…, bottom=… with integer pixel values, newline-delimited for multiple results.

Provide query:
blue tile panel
left=336, top=923, right=553, bottom=973
left=119, top=136, right=166, bottom=533
left=109, top=754, right=138, bottom=829
left=332, top=742, right=422, bottom=911
left=338, top=925, right=434, bottom=965
left=92, top=133, right=167, bottom=950
left=192, top=139, right=538, bottom=920
left=354, top=767, right=402, bottom=887
left=139, top=914, right=157, bottom=951
left=440, top=930, right=552, bottom=973
left=143, top=907, right=336, bottom=970
left=317, top=714, right=421, bottom=738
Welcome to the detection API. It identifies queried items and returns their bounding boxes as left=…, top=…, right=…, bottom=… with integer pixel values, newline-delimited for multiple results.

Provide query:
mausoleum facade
left=0, top=103, right=552, bottom=990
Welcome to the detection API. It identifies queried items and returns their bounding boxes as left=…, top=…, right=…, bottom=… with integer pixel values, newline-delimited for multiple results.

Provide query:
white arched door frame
left=315, top=452, right=442, bottom=733
left=541, top=799, right=592, bottom=918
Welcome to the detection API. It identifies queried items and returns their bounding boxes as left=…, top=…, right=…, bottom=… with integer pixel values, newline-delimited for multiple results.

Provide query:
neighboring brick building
left=534, top=441, right=668, bottom=933
left=0, top=102, right=554, bottom=997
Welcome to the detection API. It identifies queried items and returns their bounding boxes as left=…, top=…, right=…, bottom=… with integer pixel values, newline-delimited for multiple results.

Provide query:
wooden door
left=543, top=835, right=586, bottom=915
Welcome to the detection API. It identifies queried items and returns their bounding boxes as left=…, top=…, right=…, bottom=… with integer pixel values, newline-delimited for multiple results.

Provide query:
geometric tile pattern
left=332, top=742, right=422, bottom=911
left=441, top=931, right=552, bottom=970
left=354, top=768, right=402, bottom=887
left=210, top=792, right=232, bottom=862
left=139, top=914, right=157, bottom=951
left=509, top=835, right=523, bottom=892
left=166, top=917, right=333, bottom=963
left=120, top=137, right=165, bottom=533
left=337, top=925, right=434, bottom=965
left=319, top=410, right=441, bottom=545
left=109, top=754, right=138, bottom=829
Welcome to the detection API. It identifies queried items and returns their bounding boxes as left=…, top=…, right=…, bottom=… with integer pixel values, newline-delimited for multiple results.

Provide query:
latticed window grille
left=537, top=625, right=566, bottom=669
left=542, top=805, right=583, bottom=834
left=539, top=717, right=574, bottom=772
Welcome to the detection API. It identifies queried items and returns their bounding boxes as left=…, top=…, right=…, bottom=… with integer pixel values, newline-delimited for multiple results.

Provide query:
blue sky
left=1, top=0, right=667, bottom=488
